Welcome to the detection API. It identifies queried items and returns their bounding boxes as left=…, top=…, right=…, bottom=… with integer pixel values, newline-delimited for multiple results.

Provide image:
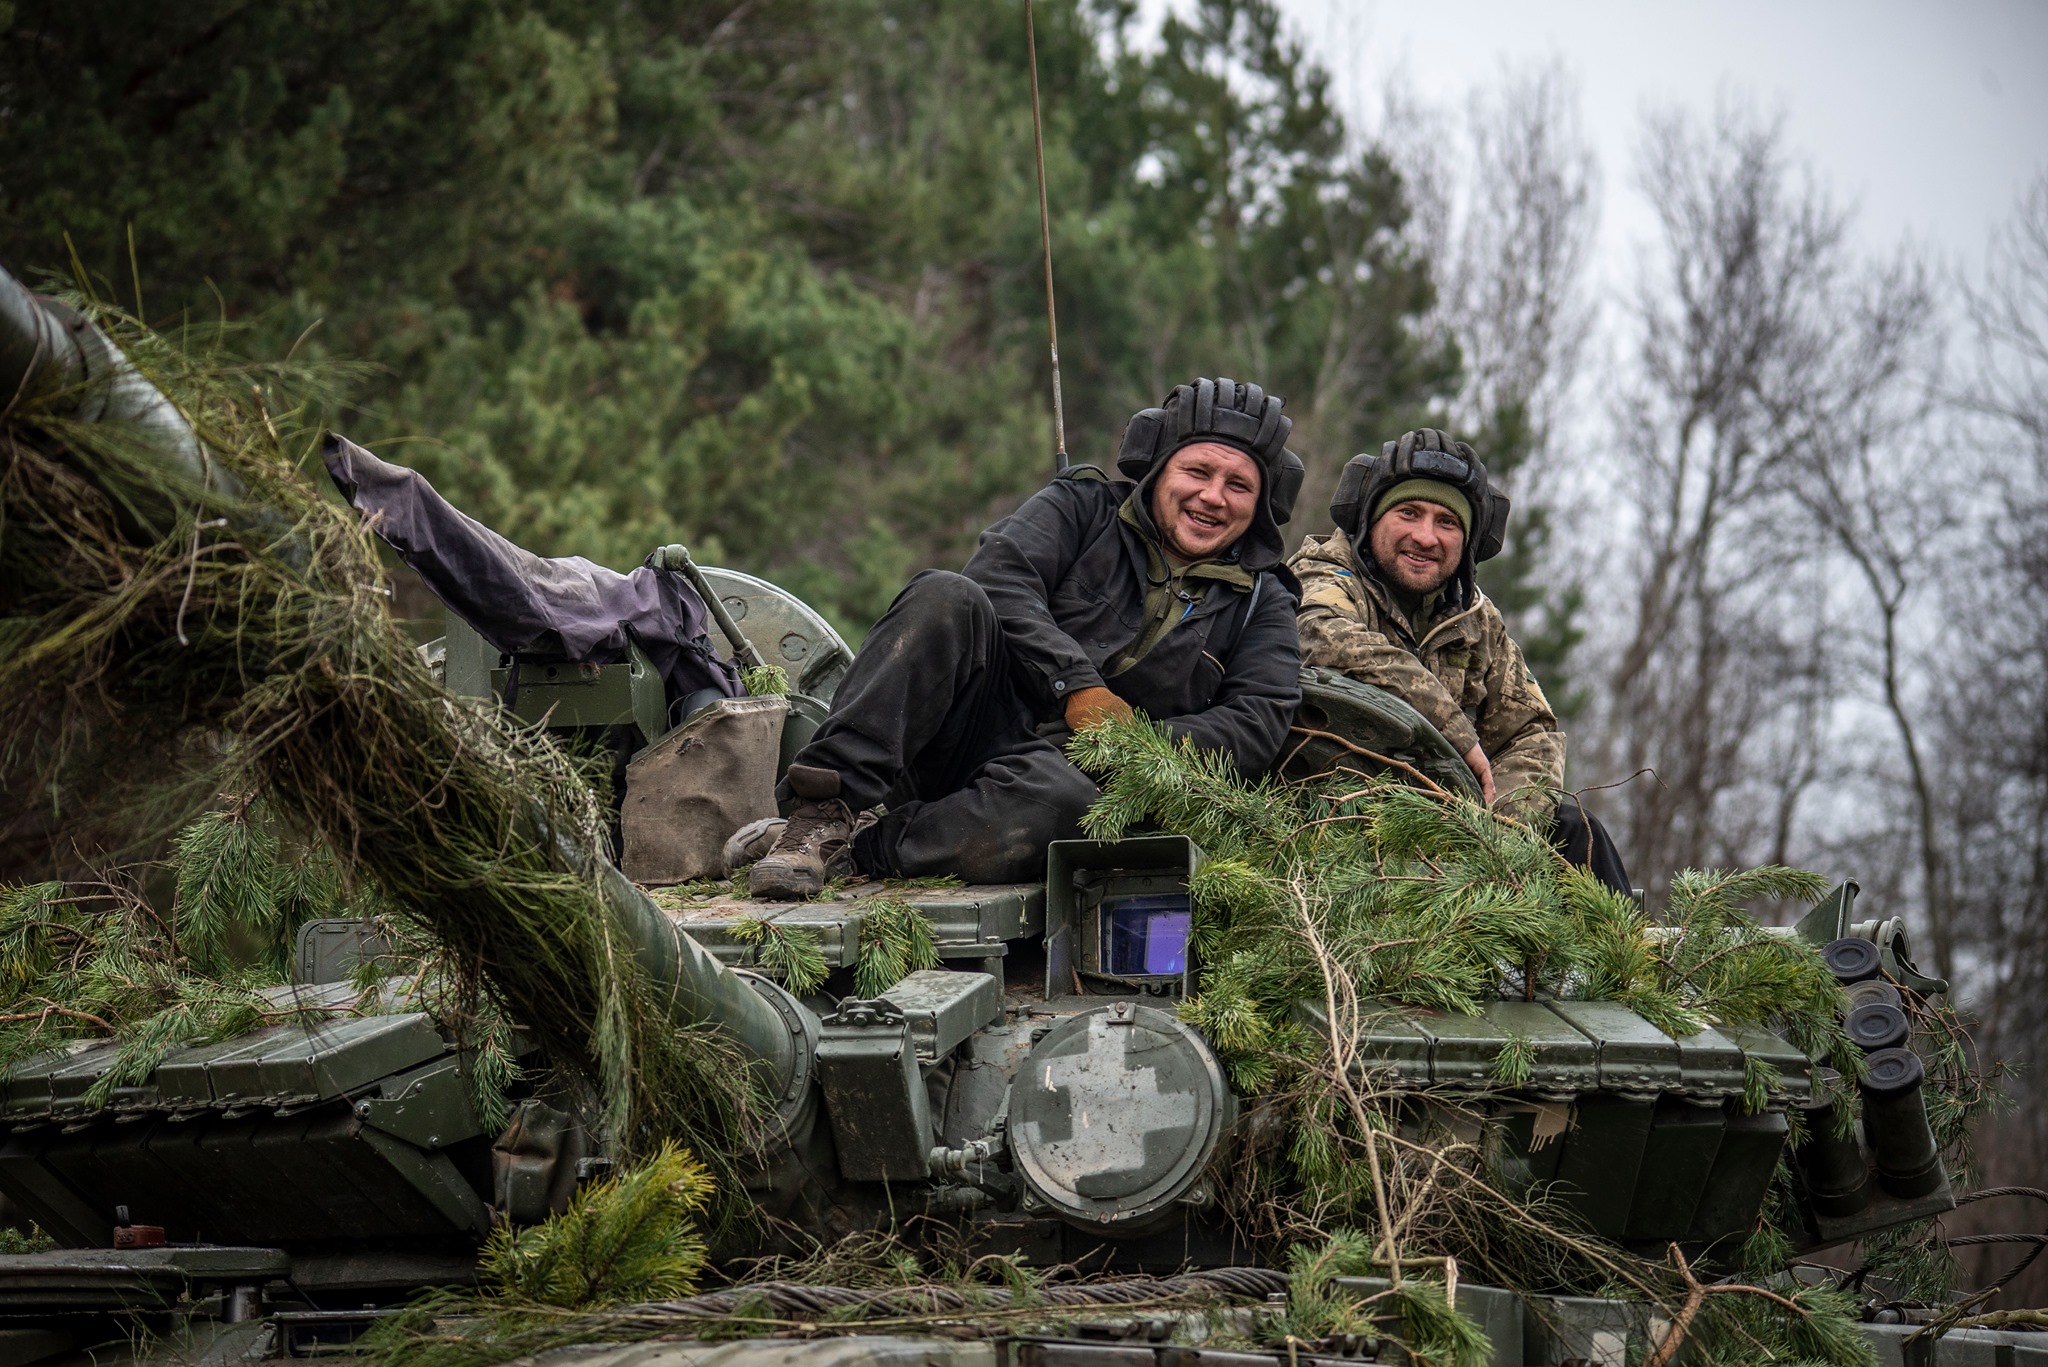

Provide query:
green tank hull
left=0, top=265, right=1971, bottom=1366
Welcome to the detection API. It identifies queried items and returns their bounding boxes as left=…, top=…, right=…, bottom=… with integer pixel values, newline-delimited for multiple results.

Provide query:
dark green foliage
left=854, top=898, right=940, bottom=998
left=740, top=663, right=790, bottom=696
left=0, top=1224, right=53, bottom=1254
left=1069, top=710, right=1859, bottom=1240
left=729, top=916, right=829, bottom=996
left=171, top=802, right=348, bottom=978
left=1063, top=1, right=1456, bottom=502
left=483, top=1140, right=715, bottom=1308
left=1688, top=1284, right=1880, bottom=1367
left=361, top=1143, right=716, bottom=1367
left=1655, top=869, right=1857, bottom=1070
left=1740, top=1186, right=1797, bottom=1282
left=1068, top=717, right=1855, bottom=1092
left=720, top=895, right=939, bottom=998
left=0, top=801, right=380, bottom=1104
left=0, top=795, right=537, bottom=1129
left=0, top=0, right=1457, bottom=640
left=1491, top=1033, right=1536, bottom=1087
left=1068, top=716, right=1892, bottom=1359
left=1281, top=1233, right=1490, bottom=1367
left=1383, top=1279, right=1494, bottom=1367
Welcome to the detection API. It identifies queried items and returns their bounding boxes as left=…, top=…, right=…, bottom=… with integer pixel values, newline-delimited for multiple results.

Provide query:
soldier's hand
left=1066, top=686, right=1135, bottom=731
left=1462, top=743, right=1497, bottom=805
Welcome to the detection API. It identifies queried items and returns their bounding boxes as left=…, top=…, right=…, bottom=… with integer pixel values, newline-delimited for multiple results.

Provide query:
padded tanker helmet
left=1115, top=377, right=1306, bottom=527
left=1329, top=427, right=1511, bottom=564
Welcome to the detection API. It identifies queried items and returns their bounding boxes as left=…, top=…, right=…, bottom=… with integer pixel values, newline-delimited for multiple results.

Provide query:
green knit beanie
left=1372, top=478, right=1472, bottom=534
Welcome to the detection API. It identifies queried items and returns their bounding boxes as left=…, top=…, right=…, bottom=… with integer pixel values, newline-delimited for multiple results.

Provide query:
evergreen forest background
left=4, top=0, right=2046, bottom=1301
left=0, top=0, right=1534, bottom=646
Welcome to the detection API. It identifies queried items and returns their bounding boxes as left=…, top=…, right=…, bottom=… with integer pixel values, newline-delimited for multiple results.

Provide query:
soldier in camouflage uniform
left=1289, top=428, right=1630, bottom=893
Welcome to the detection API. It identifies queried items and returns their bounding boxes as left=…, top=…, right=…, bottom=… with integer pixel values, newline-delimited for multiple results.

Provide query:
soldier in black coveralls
left=748, top=379, right=1306, bottom=897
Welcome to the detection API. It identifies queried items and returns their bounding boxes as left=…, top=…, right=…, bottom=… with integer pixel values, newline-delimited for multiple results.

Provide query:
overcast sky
left=1270, top=0, right=2048, bottom=279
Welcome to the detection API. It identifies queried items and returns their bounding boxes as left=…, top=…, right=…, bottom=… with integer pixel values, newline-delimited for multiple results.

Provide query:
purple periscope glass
left=1101, top=894, right=1192, bottom=977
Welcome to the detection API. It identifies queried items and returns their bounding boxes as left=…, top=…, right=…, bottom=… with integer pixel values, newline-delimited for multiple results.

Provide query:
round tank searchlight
left=1008, top=1001, right=1235, bottom=1234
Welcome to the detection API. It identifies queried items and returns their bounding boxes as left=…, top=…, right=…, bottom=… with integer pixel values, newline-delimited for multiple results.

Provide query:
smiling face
left=1369, top=498, right=1467, bottom=594
left=1149, top=442, right=1261, bottom=561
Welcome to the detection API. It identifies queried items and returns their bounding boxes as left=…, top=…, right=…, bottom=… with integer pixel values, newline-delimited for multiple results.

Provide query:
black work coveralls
left=784, top=469, right=1303, bottom=883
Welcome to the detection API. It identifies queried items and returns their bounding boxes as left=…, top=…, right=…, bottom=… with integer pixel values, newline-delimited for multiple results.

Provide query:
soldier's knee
left=870, top=570, right=998, bottom=653
left=975, top=781, right=1094, bottom=881
left=899, top=569, right=993, bottom=618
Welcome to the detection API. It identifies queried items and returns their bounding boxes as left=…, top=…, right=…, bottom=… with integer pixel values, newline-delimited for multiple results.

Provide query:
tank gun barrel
left=588, top=844, right=810, bottom=1100
left=0, top=266, right=212, bottom=491
left=0, top=261, right=809, bottom=1104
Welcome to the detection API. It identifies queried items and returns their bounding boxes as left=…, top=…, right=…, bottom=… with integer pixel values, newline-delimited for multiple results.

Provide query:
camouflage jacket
left=1288, top=532, right=1565, bottom=812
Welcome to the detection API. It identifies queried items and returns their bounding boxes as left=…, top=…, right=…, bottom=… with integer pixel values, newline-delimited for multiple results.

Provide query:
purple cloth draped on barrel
left=322, top=433, right=741, bottom=703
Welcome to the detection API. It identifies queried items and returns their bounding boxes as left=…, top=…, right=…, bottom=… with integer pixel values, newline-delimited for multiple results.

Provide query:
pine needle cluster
left=360, top=1143, right=716, bottom=1367
left=170, top=803, right=350, bottom=978
left=1068, top=718, right=1894, bottom=1363
left=0, top=293, right=758, bottom=1182
left=482, top=1140, right=715, bottom=1309
left=1067, top=717, right=1858, bottom=1094
left=729, top=917, right=829, bottom=996
left=852, top=898, right=940, bottom=999
left=0, top=801, right=381, bottom=1105
left=2, top=798, right=547, bottom=1129
left=727, top=897, right=938, bottom=1000
left=740, top=663, right=790, bottom=696
left=1281, top=1232, right=1489, bottom=1367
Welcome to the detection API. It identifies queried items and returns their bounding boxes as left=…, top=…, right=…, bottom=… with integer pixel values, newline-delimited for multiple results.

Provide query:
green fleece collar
left=1101, top=495, right=1255, bottom=679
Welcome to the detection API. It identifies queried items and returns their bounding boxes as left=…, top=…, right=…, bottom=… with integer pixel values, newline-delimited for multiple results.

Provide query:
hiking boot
left=727, top=810, right=876, bottom=877
left=723, top=816, right=786, bottom=872
left=747, top=800, right=855, bottom=899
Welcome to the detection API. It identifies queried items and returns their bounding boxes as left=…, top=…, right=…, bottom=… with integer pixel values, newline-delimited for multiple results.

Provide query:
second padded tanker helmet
left=1328, top=428, right=1511, bottom=576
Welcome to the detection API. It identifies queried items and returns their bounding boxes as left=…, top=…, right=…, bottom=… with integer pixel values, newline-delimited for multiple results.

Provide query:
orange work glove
left=1065, top=686, right=1135, bottom=731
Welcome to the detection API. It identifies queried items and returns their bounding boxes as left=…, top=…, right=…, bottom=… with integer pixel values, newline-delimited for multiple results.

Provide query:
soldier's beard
left=1375, top=545, right=1457, bottom=596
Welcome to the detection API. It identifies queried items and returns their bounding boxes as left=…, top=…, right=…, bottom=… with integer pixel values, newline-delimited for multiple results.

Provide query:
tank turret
left=0, top=264, right=1985, bottom=1367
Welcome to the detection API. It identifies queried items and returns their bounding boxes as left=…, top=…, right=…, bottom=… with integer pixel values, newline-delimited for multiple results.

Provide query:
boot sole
left=747, top=865, right=823, bottom=900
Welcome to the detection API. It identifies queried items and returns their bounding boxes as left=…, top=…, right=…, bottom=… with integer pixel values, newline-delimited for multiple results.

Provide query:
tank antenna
left=1025, top=0, right=1068, bottom=474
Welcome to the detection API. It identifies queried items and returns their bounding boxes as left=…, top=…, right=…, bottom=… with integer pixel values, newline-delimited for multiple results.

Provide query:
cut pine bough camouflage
left=0, top=266, right=2018, bottom=1366
left=0, top=266, right=767, bottom=1178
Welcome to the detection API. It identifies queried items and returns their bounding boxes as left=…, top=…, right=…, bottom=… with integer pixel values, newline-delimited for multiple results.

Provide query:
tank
left=0, top=267, right=2002, bottom=1367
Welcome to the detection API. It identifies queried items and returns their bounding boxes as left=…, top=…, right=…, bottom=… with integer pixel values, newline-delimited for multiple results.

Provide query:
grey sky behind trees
left=1277, top=0, right=2048, bottom=280
left=1218, top=2, right=2048, bottom=1245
